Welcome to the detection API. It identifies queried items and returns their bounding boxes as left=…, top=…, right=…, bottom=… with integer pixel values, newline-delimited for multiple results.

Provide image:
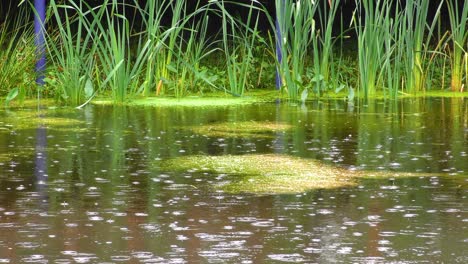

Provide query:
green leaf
left=301, top=88, right=309, bottom=103
left=5, top=88, right=19, bottom=107
left=311, top=74, right=324, bottom=82
left=166, top=63, right=178, bottom=73
left=85, top=78, right=94, bottom=99
left=348, top=86, right=355, bottom=101
left=335, top=84, right=346, bottom=93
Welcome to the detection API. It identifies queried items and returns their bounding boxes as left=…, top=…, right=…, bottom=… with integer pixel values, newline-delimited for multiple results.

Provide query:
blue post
left=275, top=0, right=284, bottom=90
left=34, top=0, right=46, bottom=85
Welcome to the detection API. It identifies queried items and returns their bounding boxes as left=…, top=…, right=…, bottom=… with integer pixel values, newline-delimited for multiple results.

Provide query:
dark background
left=0, top=1, right=464, bottom=36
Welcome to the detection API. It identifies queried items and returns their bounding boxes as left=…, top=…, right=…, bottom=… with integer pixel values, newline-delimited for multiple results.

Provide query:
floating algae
left=159, top=154, right=355, bottom=194
left=93, top=97, right=262, bottom=108
left=0, top=110, right=84, bottom=130
left=158, top=154, right=440, bottom=194
left=188, top=121, right=293, bottom=138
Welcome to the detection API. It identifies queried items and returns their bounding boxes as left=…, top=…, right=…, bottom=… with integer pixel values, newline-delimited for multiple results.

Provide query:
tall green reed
left=46, top=0, right=106, bottom=105
left=152, top=0, right=186, bottom=96
left=94, top=0, right=151, bottom=103
left=215, top=0, right=263, bottom=96
left=173, top=12, right=218, bottom=97
left=138, top=0, right=168, bottom=96
left=353, top=0, right=394, bottom=98
left=382, top=1, right=406, bottom=98
left=315, top=0, right=340, bottom=88
left=275, top=0, right=317, bottom=100
left=139, top=0, right=216, bottom=97
left=0, top=5, right=35, bottom=104
left=447, top=0, right=468, bottom=92
left=402, top=0, right=442, bottom=93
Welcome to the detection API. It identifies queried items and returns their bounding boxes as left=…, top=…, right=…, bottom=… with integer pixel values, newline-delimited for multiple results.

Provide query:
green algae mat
left=185, top=121, right=293, bottom=138
left=157, top=154, right=436, bottom=195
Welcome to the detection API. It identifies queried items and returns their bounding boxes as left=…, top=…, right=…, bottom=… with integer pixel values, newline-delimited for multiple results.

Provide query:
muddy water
left=0, top=98, right=467, bottom=263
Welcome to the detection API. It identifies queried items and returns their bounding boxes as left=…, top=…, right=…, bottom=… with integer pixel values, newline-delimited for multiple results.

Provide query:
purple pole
left=34, top=0, right=46, bottom=85
left=275, top=0, right=284, bottom=90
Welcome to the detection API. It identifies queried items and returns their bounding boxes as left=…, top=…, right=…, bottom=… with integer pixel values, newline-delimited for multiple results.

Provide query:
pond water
left=0, top=98, right=467, bottom=263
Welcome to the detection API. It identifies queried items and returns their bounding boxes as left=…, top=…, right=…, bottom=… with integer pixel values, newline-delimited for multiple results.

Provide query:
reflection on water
left=0, top=98, right=467, bottom=263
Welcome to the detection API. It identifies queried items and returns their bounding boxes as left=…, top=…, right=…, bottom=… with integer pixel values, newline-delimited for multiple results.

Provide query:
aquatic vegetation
left=157, top=154, right=435, bottom=194
left=3, top=0, right=468, bottom=107
left=158, top=154, right=356, bottom=194
left=312, top=0, right=341, bottom=96
left=188, top=121, right=293, bottom=138
left=353, top=0, right=395, bottom=98
left=447, top=0, right=468, bottom=92
left=0, top=5, right=35, bottom=103
left=402, top=1, right=442, bottom=93
left=217, top=0, right=261, bottom=96
left=0, top=110, right=84, bottom=130
left=94, top=0, right=151, bottom=103
left=92, top=95, right=273, bottom=108
left=275, top=0, right=318, bottom=100
left=0, top=149, right=34, bottom=164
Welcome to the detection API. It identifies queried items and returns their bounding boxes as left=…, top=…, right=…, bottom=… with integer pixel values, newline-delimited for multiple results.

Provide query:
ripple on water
left=316, top=209, right=334, bottom=215
left=15, top=242, right=41, bottom=249
left=268, top=254, right=307, bottom=262
left=61, top=251, right=77, bottom=256
left=72, top=253, right=97, bottom=263
left=251, top=220, right=274, bottom=227
left=212, top=240, right=246, bottom=251
left=195, top=233, right=226, bottom=242
left=337, top=247, right=353, bottom=254
left=139, top=223, right=161, bottom=233
left=21, top=255, right=46, bottom=263
left=131, top=252, right=154, bottom=259
left=110, top=255, right=131, bottom=262
left=303, top=247, right=322, bottom=254
left=198, top=251, right=240, bottom=260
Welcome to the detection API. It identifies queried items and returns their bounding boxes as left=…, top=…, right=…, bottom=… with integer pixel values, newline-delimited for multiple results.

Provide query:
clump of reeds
left=447, top=0, right=468, bottom=92
left=8, top=0, right=466, bottom=105
left=46, top=0, right=105, bottom=106
left=0, top=4, right=36, bottom=105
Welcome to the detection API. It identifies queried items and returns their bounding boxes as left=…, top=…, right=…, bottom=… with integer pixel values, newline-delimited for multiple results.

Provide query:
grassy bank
left=0, top=0, right=467, bottom=108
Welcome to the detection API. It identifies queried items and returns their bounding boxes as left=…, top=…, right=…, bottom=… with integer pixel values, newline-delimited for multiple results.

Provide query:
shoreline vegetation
left=0, top=0, right=468, bottom=107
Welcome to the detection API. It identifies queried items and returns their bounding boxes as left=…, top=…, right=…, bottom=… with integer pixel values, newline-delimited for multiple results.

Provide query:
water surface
left=0, top=98, right=467, bottom=263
